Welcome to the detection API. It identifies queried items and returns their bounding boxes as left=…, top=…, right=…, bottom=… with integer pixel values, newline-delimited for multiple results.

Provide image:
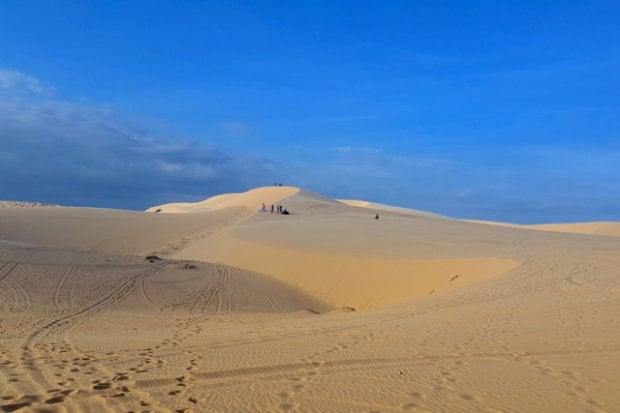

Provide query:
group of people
left=274, top=182, right=284, bottom=187
left=261, top=203, right=290, bottom=215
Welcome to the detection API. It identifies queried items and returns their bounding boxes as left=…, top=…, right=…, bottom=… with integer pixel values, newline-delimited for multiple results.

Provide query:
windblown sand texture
left=0, top=187, right=619, bottom=412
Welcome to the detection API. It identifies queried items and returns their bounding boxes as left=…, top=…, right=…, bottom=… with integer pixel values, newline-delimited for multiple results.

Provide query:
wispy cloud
left=336, top=146, right=382, bottom=154
left=220, top=121, right=253, bottom=135
left=0, top=69, right=54, bottom=95
left=0, top=71, right=273, bottom=209
left=317, top=115, right=381, bottom=124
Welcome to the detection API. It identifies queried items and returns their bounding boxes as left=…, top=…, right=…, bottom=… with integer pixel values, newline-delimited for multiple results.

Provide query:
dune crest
left=146, top=186, right=300, bottom=213
left=339, top=199, right=446, bottom=218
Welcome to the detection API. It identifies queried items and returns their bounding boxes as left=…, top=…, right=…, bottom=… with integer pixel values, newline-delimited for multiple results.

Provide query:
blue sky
left=1, top=1, right=619, bottom=223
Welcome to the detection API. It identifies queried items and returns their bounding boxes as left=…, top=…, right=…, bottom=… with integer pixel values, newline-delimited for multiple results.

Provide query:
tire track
left=143, top=267, right=165, bottom=308
left=186, top=263, right=232, bottom=315
left=1, top=280, right=19, bottom=313
left=51, top=255, right=81, bottom=312
left=139, top=279, right=158, bottom=308
left=197, top=267, right=222, bottom=314
left=0, top=254, right=29, bottom=313
left=134, top=356, right=412, bottom=389
left=188, top=263, right=215, bottom=315
left=26, top=262, right=168, bottom=344
left=16, top=263, right=168, bottom=393
left=9, top=279, right=31, bottom=312
left=201, top=264, right=231, bottom=314
left=0, top=254, right=26, bottom=283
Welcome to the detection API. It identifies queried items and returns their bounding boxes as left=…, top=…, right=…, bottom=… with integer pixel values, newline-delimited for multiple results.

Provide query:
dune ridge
left=146, top=186, right=300, bottom=213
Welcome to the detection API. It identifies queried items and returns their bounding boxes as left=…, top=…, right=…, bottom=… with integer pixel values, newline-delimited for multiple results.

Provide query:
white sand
left=1, top=186, right=619, bottom=412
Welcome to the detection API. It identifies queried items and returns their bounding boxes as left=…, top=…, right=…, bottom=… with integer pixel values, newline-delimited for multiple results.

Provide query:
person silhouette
left=375, top=213, right=379, bottom=220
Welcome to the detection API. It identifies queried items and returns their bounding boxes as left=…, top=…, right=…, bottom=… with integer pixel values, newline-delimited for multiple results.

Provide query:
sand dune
left=1, top=186, right=619, bottom=412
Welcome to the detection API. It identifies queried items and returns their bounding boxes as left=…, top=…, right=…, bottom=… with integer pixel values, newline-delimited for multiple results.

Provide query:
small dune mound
left=528, top=222, right=620, bottom=237
left=463, top=220, right=620, bottom=238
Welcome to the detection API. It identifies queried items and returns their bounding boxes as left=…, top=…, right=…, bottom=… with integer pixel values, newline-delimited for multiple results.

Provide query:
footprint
left=279, top=402, right=295, bottom=411
left=460, top=393, right=481, bottom=401
left=45, top=395, right=66, bottom=404
left=92, top=382, right=111, bottom=390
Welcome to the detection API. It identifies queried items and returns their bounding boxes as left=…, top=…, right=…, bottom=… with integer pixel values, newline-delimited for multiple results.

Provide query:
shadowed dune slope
left=0, top=242, right=330, bottom=316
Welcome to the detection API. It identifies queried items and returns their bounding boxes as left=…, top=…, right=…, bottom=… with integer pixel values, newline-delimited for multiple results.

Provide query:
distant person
left=261, top=203, right=266, bottom=212
left=271, top=204, right=274, bottom=213
left=375, top=213, right=379, bottom=220
left=282, top=208, right=290, bottom=215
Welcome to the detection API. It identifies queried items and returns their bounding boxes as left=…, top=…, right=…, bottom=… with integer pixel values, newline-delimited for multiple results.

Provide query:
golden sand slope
left=0, top=186, right=619, bottom=412
left=146, top=186, right=300, bottom=213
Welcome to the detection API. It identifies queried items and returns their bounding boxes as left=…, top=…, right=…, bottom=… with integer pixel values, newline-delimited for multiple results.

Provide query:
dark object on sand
left=282, top=209, right=290, bottom=215
left=450, top=275, right=460, bottom=281
left=375, top=213, right=379, bottom=220
left=146, top=255, right=162, bottom=263
left=183, top=264, right=197, bottom=270
left=154, top=208, right=162, bottom=213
